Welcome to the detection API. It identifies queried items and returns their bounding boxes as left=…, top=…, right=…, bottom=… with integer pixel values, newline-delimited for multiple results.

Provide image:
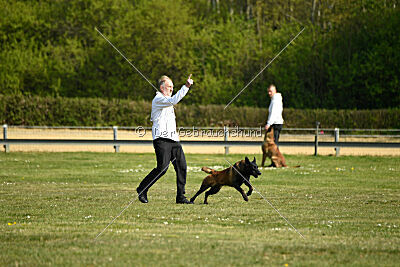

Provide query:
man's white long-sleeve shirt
left=151, top=85, right=189, bottom=141
left=267, top=93, right=284, bottom=126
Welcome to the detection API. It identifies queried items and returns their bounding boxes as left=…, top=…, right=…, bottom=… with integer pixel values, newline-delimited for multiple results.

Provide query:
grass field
left=1, top=152, right=399, bottom=266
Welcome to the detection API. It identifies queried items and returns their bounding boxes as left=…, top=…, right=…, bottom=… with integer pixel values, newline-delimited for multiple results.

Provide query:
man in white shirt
left=137, top=75, right=193, bottom=204
left=265, top=84, right=284, bottom=147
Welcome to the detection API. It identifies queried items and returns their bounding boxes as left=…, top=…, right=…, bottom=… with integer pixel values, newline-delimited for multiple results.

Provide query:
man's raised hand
left=186, top=74, right=193, bottom=88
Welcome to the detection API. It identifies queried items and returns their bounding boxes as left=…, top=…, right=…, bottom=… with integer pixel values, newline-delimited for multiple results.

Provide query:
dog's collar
left=232, top=161, right=247, bottom=176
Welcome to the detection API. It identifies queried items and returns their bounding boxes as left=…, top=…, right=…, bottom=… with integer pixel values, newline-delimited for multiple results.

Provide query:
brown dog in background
left=261, top=127, right=287, bottom=167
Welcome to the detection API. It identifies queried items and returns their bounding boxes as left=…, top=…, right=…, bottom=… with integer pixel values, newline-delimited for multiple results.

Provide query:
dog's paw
left=246, top=191, right=252, bottom=196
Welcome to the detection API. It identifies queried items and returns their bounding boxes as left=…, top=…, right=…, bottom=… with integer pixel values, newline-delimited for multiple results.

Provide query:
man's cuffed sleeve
left=153, top=85, right=189, bottom=107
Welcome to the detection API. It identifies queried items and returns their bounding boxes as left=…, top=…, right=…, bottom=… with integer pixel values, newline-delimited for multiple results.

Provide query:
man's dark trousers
left=137, top=138, right=187, bottom=198
left=272, top=124, right=283, bottom=147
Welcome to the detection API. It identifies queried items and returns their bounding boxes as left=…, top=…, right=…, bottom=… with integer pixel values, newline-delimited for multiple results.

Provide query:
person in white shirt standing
left=137, top=74, right=193, bottom=204
left=265, top=84, right=284, bottom=147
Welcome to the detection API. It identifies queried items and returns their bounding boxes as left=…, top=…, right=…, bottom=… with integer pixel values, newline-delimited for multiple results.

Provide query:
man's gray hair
left=158, top=75, right=172, bottom=89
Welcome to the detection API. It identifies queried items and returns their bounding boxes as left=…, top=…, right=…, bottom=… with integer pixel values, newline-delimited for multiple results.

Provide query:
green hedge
left=0, top=94, right=399, bottom=128
left=1, top=1, right=399, bottom=109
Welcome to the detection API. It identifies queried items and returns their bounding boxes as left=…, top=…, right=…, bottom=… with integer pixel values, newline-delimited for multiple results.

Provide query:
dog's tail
left=201, top=166, right=216, bottom=174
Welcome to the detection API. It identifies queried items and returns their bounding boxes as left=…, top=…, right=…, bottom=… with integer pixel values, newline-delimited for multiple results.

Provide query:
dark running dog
left=190, top=157, right=261, bottom=204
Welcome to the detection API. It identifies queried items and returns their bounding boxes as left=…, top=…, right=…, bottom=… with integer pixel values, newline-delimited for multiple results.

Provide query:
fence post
left=224, top=126, right=229, bottom=155
left=3, top=124, right=9, bottom=153
left=314, top=121, right=320, bottom=156
left=113, top=126, right=119, bottom=153
left=334, top=128, right=340, bottom=157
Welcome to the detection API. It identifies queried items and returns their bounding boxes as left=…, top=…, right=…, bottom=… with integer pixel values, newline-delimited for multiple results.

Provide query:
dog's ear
left=253, top=157, right=256, bottom=163
left=245, top=156, right=250, bottom=164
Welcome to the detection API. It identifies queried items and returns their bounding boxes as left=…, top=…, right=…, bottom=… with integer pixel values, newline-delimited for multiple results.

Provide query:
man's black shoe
left=176, top=197, right=193, bottom=204
left=137, top=188, right=148, bottom=203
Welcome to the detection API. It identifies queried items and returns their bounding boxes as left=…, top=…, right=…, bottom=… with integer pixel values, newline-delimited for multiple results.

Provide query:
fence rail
left=2, top=124, right=400, bottom=155
left=2, top=139, right=400, bottom=147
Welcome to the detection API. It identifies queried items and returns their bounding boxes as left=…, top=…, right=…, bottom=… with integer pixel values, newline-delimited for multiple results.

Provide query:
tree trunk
left=311, top=0, right=317, bottom=24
